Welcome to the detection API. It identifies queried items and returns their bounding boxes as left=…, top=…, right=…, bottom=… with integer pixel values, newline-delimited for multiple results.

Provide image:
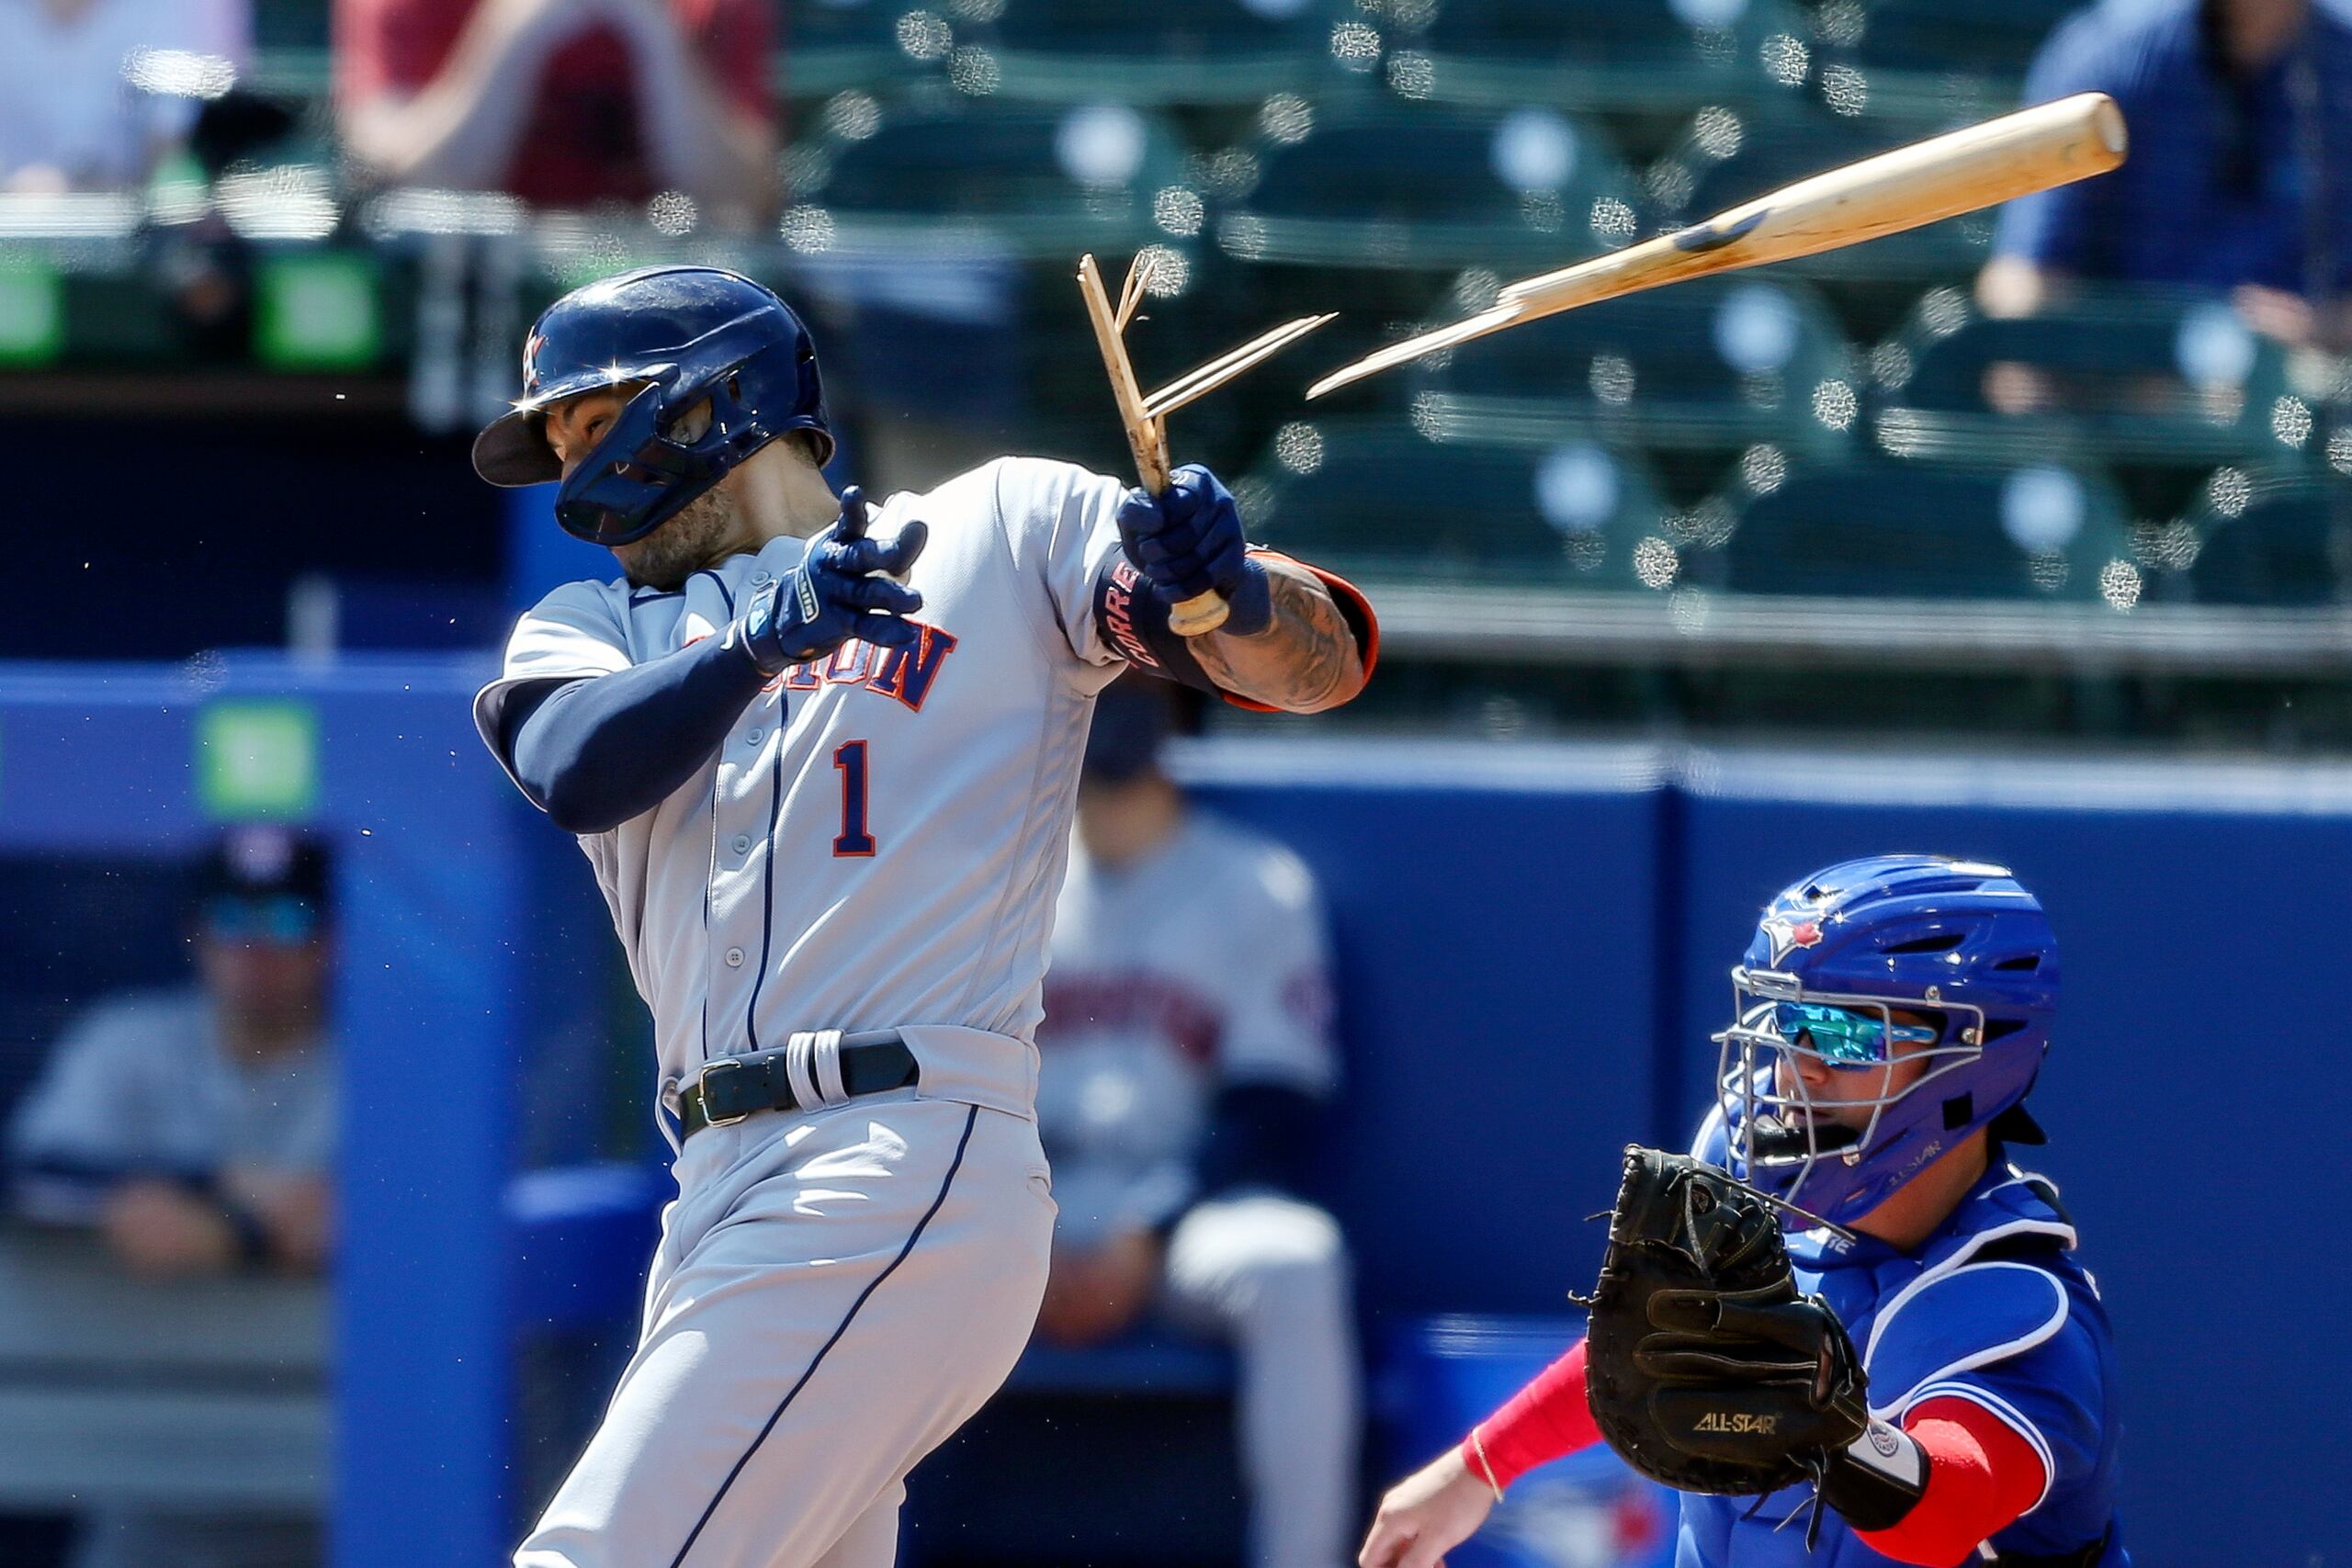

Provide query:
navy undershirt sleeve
left=499, top=635, right=770, bottom=835
left=1192, top=1082, right=1325, bottom=1202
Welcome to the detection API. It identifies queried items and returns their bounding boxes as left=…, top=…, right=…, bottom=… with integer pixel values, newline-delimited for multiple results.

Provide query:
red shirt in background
left=335, top=0, right=773, bottom=209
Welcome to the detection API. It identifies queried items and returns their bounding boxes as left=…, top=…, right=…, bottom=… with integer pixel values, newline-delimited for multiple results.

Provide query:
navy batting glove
left=730, top=485, right=929, bottom=677
left=1114, top=464, right=1273, bottom=636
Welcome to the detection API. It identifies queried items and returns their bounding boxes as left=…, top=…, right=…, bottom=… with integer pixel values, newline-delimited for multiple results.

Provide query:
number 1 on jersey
left=832, top=739, right=876, bottom=857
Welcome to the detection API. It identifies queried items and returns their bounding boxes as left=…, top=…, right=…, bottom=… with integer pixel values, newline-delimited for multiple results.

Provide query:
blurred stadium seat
left=1406, top=275, right=1860, bottom=461
left=784, top=0, right=967, bottom=100
left=1377, top=0, right=1813, bottom=114
left=1216, top=102, right=1641, bottom=271
left=786, top=96, right=1193, bottom=259
left=2183, top=468, right=2348, bottom=608
left=1717, top=455, right=2140, bottom=603
left=1818, top=0, right=2081, bottom=122
left=987, top=0, right=1343, bottom=106
left=1243, top=415, right=1672, bottom=585
left=248, top=0, right=332, bottom=99
left=1871, top=287, right=2309, bottom=475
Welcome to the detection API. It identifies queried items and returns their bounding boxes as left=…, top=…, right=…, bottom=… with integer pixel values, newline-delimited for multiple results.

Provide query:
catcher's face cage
left=1713, top=964, right=1987, bottom=1213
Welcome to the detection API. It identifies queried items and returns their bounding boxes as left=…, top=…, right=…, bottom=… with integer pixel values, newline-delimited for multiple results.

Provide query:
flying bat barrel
left=1307, top=93, right=2127, bottom=399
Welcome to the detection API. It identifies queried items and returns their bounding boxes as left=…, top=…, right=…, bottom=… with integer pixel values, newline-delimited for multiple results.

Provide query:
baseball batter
left=467, top=265, right=1375, bottom=1568
left=1361, top=857, right=2125, bottom=1568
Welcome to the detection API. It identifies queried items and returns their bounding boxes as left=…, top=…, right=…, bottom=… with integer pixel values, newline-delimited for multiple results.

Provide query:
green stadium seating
left=248, top=0, right=330, bottom=98
left=1825, top=0, right=2076, bottom=121
left=786, top=0, right=966, bottom=100
left=1407, top=275, right=1860, bottom=459
left=1216, top=104, right=1640, bottom=271
left=2183, top=469, right=2346, bottom=607
left=985, top=0, right=1342, bottom=106
left=1380, top=0, right=1815, bottom=113
left=1243, top=416, right=1675, bottom=586
left=1871, top=288, right=2308, bottom=472
left=1717, top=456, right=2138, bottom=602
left=787, top=98, right=1193, bottom=258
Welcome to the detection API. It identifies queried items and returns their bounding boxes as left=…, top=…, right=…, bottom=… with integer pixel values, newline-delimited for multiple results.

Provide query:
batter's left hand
left=1116, top=465, right=1272, bottom=636
left=735, top=486, right=929, bottom=676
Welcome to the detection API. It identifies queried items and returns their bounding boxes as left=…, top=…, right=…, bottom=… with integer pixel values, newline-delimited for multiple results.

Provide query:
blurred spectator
left=9, top=827, right=336, bottom=1280
left=0, top=0, right=251, bottom=192
left=334, top=0, right=776, bottom=219
left=1982, top=0, right=2352, bottom=346
left=1038, top=679, right=1361, bottom=1568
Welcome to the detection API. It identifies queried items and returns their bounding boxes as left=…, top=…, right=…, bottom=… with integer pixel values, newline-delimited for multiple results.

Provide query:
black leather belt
left=678, top=1030, right=919, bottom=1139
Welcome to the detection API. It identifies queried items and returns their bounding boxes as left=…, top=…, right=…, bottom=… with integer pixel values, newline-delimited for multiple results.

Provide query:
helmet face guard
left=552, top=336, right=790, bottom=546
left=1714, top=964, right=1988, bottom=1217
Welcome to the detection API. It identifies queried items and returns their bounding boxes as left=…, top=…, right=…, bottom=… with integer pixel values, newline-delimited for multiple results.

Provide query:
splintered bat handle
left=1080, top=253, right=1232, bottom=638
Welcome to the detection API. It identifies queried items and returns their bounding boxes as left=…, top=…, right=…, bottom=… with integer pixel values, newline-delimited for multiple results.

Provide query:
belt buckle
left=696, top=1058, right=756, bottom=1128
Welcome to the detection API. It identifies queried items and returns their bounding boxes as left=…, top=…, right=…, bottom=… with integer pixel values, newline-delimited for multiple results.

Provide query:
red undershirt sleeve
left=1460, top=1338, right=1601, bottom=1492
left=1854, top=1395, right=2050, bottom=1567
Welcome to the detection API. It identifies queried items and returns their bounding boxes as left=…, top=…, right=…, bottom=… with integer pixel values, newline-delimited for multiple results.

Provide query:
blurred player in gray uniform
left=10, top=826, right=336, bottom=1274
left=1038, top=677, right=1360, bottom=1568
left=468, top=266, right=1376, bottom=1568
left=8, top=826, right=336, bottom=1568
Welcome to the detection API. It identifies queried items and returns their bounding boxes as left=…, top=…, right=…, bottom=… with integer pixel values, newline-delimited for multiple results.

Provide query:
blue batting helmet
left=1712, top=854, right=2058, bottom=1228
left=471, top=265, right=832, bottom=547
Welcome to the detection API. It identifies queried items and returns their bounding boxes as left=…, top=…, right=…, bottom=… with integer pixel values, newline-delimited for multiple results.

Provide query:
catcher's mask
left=471, top=265, right=832, bottom=547
left=1713, top=855, right=2058, bottom=1227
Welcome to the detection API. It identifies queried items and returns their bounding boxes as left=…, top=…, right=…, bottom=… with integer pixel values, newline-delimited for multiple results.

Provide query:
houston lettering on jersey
left=1041, top=971, right=1223, bottom=1065
left=779, top=621, right=961, bottom=712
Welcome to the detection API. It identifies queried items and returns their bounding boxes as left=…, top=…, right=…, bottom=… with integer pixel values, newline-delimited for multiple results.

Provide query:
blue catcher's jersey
left=1679, top=1118, right=2127, bottom=1567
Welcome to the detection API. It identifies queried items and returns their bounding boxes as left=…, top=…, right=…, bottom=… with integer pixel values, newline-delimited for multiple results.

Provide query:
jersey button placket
left=707, top=699, right=776, bottom=1051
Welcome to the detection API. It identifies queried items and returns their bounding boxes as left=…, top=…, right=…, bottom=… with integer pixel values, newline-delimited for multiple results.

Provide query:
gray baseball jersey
left=476, top=456, right=1149, bottom=1122
left=480, top=456, right=1222, bottom=1568
left=1039, top=812, right=1337, bottom=1243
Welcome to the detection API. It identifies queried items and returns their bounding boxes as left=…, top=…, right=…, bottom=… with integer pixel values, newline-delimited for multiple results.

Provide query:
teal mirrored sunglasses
left=1770, top=1001, right=1938, bottom=1066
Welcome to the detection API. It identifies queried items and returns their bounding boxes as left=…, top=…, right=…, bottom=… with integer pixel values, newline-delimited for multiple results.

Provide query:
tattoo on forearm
left=1194, top=564, right=1360, bottom=712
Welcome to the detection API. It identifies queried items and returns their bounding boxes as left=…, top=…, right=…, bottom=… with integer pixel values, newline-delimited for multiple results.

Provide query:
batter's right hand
left=1359, top=1446, right=1497, bottom=1568
left=734, top=486, right=930, bottom=677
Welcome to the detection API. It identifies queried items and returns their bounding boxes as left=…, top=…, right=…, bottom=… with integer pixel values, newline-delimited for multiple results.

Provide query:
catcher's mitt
left=1579, top=1145, right=1869, bottom=1497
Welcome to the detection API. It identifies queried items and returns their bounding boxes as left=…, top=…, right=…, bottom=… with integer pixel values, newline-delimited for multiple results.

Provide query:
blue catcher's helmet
left=1713, top=855, right=2059, bottom=1228
left=471, top=265, right=832, bottom=547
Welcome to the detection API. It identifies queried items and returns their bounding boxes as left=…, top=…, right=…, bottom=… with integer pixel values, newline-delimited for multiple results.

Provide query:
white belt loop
left=783, top=1032, right=820, bottom=1111
left=811, top=1030, right=849, bottom=1106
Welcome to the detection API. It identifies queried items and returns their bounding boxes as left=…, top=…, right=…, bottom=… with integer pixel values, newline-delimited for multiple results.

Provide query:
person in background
left=334, top=0, right=776, bottom=220
left=1981, top=0, right=2352, bottom=347
left=9, top=826, right=337, bottom=1280
left=1037, top=676, right=1362, bottom=1568
left=0, top=0, right=251, bottom=192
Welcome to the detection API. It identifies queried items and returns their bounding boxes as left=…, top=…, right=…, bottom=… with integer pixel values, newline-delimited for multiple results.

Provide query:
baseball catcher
left=1576, top=1145, right=1897, bottom=1546
left=1361, top=856, right=2125, bottom=1568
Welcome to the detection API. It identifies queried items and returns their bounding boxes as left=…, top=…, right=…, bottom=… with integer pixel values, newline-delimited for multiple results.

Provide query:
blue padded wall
left=1185, top=741, right=1668, bottom=1317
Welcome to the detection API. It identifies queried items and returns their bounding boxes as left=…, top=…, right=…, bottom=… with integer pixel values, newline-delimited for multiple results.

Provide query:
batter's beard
left=616, top=486, right=742, bottom=591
